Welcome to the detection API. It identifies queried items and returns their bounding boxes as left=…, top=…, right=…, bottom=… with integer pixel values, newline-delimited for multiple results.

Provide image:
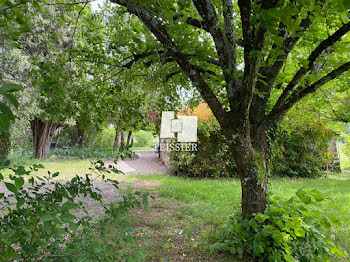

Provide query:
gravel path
left=1, top=150, right=168, bottom=219
left=115, top=150, right=169, bottom=175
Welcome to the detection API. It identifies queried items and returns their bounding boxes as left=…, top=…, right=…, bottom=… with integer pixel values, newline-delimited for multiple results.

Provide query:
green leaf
left=310, top=190, right=324, bottom=202
left=296, top=189, right=312, bottom=204
left=16, top=197, right=24, bottom=207
left=15, top=177, right=24, bottom=189
left=284, top=254, right=295, bottom=262
left=92, top=241, right=103, bottom=253
left=237, top=247, right=243, bottom=258
left=343, top=0, right=350, bottom=9
left=0, top=102, right=14, bottom=118
left=61, top=213, right=76, bottom=223
left=0, top=83, right=22, bottom=94
left=333, top=247, right=346, bottom=257
left=142, top=194, right=148, bottom=208
left=3, top=93, right=19, bottom=108
left=5, top=182, right=18, bottom=193
left=294, top=227, right=305, bottom=237
left=42, top=214, right=54, bottom=222
left=6, top=246, right=15, bottom=259
left=15, top=166, right=27, bottom=175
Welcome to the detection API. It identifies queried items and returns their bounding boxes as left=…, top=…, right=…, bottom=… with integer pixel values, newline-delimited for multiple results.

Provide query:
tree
left=1, top=1, right=113, bottom=158
left=109, top=0, right=350, bottom=220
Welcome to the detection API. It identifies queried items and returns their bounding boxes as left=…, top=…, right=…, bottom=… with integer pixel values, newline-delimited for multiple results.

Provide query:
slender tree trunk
left=126, top=131, right=132, bottom=147
left=30, top=117, right=60, bottom=159
left=77, top=128, right=84, bottom=149
left=0, top=137, right=10, bottom=160
left=113, top=129, right=119, bottom=150
left=68, top=126, right=79, bottom=147
left=120, top=131, right=125, bottom=149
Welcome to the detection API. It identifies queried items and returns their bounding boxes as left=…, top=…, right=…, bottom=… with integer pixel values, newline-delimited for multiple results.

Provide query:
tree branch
left=272, top=21, right=350, bottom=112
left=186, top=17, right=206, bottom=30
left=110, top=0, right=227, bottom=124
left=269, top=62, right=350, bottom=120
left=222, top=0, right=237, bottom=103
left=192, top=0, right=237, bottom=106
left=263, top=14, right=314, bottom=88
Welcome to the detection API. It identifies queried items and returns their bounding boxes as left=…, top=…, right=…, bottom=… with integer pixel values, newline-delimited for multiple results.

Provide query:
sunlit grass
left=1, top=158, right=349, bottom=260
left=340, top=150, right=350, bottom=170
left=130, top=172, right=350, bottom=258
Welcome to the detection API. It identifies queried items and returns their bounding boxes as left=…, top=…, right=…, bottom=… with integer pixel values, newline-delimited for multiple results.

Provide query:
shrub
left=0, top=160, right=148, bottom=261
left=271, top=122, right=334, bottom=178
left=169, top=104, right=333, bottom=178
left=49, top=146, right=135, bottom=159
left=169, top=118, right=236, bottom=178
left=134, top=130, right=154, bottom=148
left=341, top=134, right=350, bottom=158
left=90, top=127, right=116, bottom=150
left=213, top=189, right=346, bottom=261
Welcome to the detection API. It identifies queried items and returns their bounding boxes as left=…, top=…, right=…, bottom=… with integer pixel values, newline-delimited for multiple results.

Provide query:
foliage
left=170, top=105, right=334, bottom=178
left=134, top=130, right=155, bottom=148
left=89, top=127, right=116, bottom=151
left=49, top=147, right=135, bottom=160
left=213, top=189, right=346, bottom=262
left=169, top=116, right=236, bottom=178
left=271, top=121, right=334, bottom=178
left=0, top=160, right=148, bottom=261
left=340, top=134, right=350, bottom=158
left=0, top=83, right=22, bottom=139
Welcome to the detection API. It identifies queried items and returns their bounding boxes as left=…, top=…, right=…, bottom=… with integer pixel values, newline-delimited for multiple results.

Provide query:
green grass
left=340, top=150, right=350, bottom=170
left=128, top=172, right=350, bottom=260
left=131, top=145, right=155, bottom=150
left=2, top=158, right=349, bottom=260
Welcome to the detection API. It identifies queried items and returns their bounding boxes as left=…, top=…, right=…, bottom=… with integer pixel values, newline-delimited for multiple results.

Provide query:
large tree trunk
left=30, top=117, right=60, bottom=159
left=224, top=126, right=269, bottom=219
left=113, top=129, right=119, bottom=150
left=126, top=131, right=132, bottom=147
left=120, top=131, right=125, bottom=149
left=0, top=137, right=10, bottom=161
left=77, top=128, right=84, bottom=149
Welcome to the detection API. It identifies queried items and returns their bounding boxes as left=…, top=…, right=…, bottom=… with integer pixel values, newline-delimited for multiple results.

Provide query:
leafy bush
left=90, top=127, right=116, bottom=150
left=134, top=130, right=154, bottom=148
left=213, top=189, right=346, bottom=262
left=340, top=134, right=350, bottom=158
left=169, top=108, right=333, bottom=178
left=271, top=122, right=334, bottom=178
left=169, top=118, right=236, bottom=178
left=49, top=146, right=135, bottom=159
left=0, top=160, right=148, bottom=261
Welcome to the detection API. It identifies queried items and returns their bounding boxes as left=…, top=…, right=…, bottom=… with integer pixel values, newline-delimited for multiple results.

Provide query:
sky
left=90, top=0, right=105, bottom=12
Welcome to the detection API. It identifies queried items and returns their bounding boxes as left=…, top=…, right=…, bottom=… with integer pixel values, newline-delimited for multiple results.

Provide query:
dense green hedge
left=271, top=122, right=334, bottom=178
left=169, top=118, right=236, bottom=178
left=169, top=119, right=333, bottom=179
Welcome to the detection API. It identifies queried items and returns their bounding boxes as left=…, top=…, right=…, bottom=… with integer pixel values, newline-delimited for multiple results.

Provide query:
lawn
left=127, top=173, right=350, bottom=261
left=1, top=159, right=349, bottom=261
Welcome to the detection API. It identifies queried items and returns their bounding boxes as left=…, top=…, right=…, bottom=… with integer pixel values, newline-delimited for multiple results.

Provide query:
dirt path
left=0, top=150, right=168, bottom=219
left=115, top=150, right=169, bottom=175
